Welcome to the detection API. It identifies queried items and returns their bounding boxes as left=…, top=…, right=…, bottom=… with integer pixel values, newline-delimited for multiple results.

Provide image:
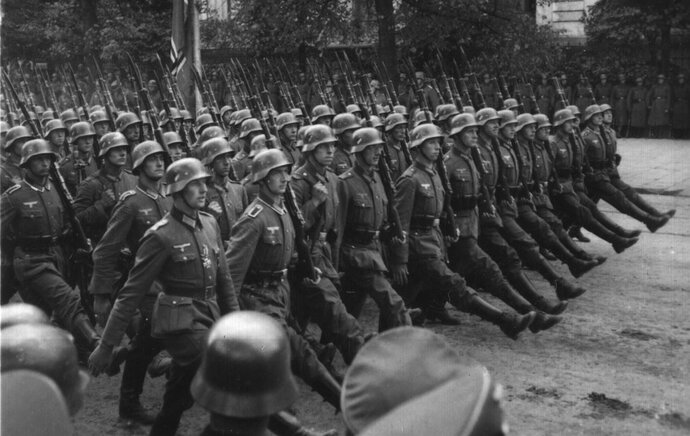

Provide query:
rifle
left=115, top=74, right=131, bottom=112
left=491, top=77, right=504, bottom=108
left=280, top=59, right=311, bottom=124
left=29, top=62, right=49, bottom=111
left=459, top=47, right=487, bottom=109
left=91, top=56, right=117, bottom=131
left=126, top=53, right=172, bottom=166
left=552, top=76, right=569, bottom=110
left=3, top=70, right=95, bottom=321
left=59, top=66, right=82, bottom=120
left=67, top=64, right=90, bottom=121
left=156, top=54, right=180, bottom=112
left=191, top=64, right=220, bottom=125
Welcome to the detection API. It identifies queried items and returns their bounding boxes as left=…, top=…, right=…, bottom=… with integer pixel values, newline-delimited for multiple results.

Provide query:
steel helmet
left=163, top=131, right=184, bottom=147
left=249, top=134, right=277, bottom=157
left=43, top=119, right=68, bottom=139
left=410, top=124, right=444, bottom=149
left=69, top=121, right=96, bottom=142
left=435, top=104, right=460, bottom=122
left=5, top=126, right=33, bottom=151
left=463, top=106, right=476, bottom=116
left=163, top=157, right=211, bottom=195
left=599, top=103, right=613, bottom=113
left=332, top=113, right=360, bottom=135
left=583, top=104, right=603, bottom=123
left=59, top=109, right=79, bottom=124
left=233, top=109, right=252, bottom=127
left=195, top=113, right=217, bottom=134
left=310, top=104, right=335, bottom=123
left=0, top=121, right=9, bottom=135
left=181, top=109, right=193, bottom=122
left=200, top=137, right=234, bottom=165
left=41, top=110, right=55, bottom=125
left=393, top=105, right=409, bottom=116
left=132, top=140, right=166, bottom=171
left=98, top=132, right=129, bottom=158
left=220, top=105, right=233, bottom=120
left=190, top=311, right=299, bottom=417
left=503, top=98, right=519, bottom=110
left=261, top=108, right=278, bottom=122
left=384, top=113, right=407, bottom=132
left=346, top=104, right=362, bottom=115
left=376, top=104, right=388, bottom=116
left=515, top=113, right=537, bottom=132
left=115, top=112, right=141, bottom=132
left=475, top=108, right=500, bottom=126
left=1, top=323, right=89, bottom=416
left=275, top=112, right=299, bottom=131
left=251, top=148, right=291, bottom=183
left=350, top=127, right=383, bottom=154
left=302, top=124, right=337, bottom=152
left=295, top=125, right=310, bottom=149
left=239, top=118, right=263, bottom=139
left=566, top=105, right=581, bottom=117
left=19, top=139, right=58, bottom=167
left=89, top=110, right=109, bottom=125
left=90, top=104, right=103, bottom=112
left=0, top=303, right=50, bottom=329
left=159, top=110, right=174, bottom=126
left=368, top=115, right=384, bottom=130
left=291, top=108, right=305, bottom=119
left=197, top=125, right=227, bottom=147
left=552, top=109, right=576, bottom=127
left=413, top=110, right=434, bottom=127
left=139, top=110, right=152, bottom=127
left=534, top=114, right=552, bottom=130
left=169, top=107, right=183, bottom=121
left=497, top=110, right=517, bottom=127
left=449, top=113, right=479, bottom=137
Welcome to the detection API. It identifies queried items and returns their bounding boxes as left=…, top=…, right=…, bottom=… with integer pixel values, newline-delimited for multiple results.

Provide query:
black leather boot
left=508, top=272, right=568, bottom=315
left=466, top=296, right=536, bottom=340
left=119, top=395, right=156, bottom=425
left=555, top=278, right=587, bottom=300
left=426, top=297, right=462, bottom=325
left=646, top=213, right=670, bottom=233
left=529, top=311, right=563, bottom=333
left=568, top=226, right=590, bottom=242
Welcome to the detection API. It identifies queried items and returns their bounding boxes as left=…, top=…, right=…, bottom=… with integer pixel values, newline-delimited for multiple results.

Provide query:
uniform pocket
left=151, top=293, right=196, bottom=337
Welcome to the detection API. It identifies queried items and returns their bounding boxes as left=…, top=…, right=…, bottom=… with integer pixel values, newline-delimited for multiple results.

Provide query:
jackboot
left=568, top=226, right=590, bottom=242
left=268, top=411, right=338, bottom=436
left=612, top=236, right=639, bottom=253
left=646, top=213, right=670, bottom=233
left=73, top=314, right=101, bottom=350
left=426, top=297, right=462, bottom=325
left=555, top=278, right=587, bottom=301
left=508, top=272, right=568, bottom=315
left=560, top=235, right=607, bottom=265
left=540, top=248, right=557, bottom=261
left=546, top=239, right=599, bottom=278
left=466, top=295, right=536, bottom=340
left=147, top=353, right=173, bottom=379
left=119, top=395, right=156, bottom=425
left=529, top=311, right=563, bottom=333
left=590, top=206, right=641, bottom=238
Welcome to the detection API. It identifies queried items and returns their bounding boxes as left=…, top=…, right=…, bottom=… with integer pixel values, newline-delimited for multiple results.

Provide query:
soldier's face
left=420, top=139, right=441, bottom=162
left=182, top=179, right=208, bottom=209
left=184, top=120, right=193, bottom=130
left=483, top=120, right=499, bottom=138
left=107, top=146, right=128, bottom=166
left=459, top=127, right=478, bottom=147
left=536, top=127, right=550, bottom=141
left=49, top=130, right=66, bottom=147
left=603, top=110, right=613, bottom=123
left=94, top=122, right=110, bottom=136
left=590, top=113, right=603, bottom=126
left=521, top=124, right=536, bottom=140
left=27, top=155, right=52, bottom=177
left=11, top=140, right=28, bottom=157
left=562, top=120, right=574, bottom=134
left=76, top=136, right=94, bottom=153
left=391, top=125, right=406, bottom=142
left=265, top=166, right=290, bottom=195
left=142, top=153, right=166, bottom=180
left=169, top=145, right=184, bottom=161
left=313, top=142, right=335, bottom=167
left=212, top=153, right=233, bottom=177
left=282, top=125, right=298, bottom=141
left=500, top=124, right=516, bottom=139
left=361, top=143, right=382, bottom=167
left=124, top=124, right=140, bottom=142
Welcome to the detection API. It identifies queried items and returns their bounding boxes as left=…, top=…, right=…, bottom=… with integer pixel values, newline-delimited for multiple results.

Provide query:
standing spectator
left=594, top=73, right=613, bottom=106
left=575, top=75, right=593, bottom=115
left=611, top=73, right=630, bottom=137
left=671, top=73, right=689, bottom=139
left=535, top=74, right=554, bottom=117
left=627, top=77, right=648, bottom=137
left=647, top=74, right=671, bottom=138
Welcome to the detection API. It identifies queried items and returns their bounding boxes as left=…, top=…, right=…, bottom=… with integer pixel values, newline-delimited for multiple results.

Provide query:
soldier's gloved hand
left=311, top=181, right=329, bottom=205
left=391, top=263, right=408, bottom=287
left=93, top=295, right=112, bottom=328
left=88, top=342, right=114, bottom=376
left=99, top=188, right=117, bottom=209
left=207, top=201, right=223, bottom=215
left=303, top=267, right=323, bottom=286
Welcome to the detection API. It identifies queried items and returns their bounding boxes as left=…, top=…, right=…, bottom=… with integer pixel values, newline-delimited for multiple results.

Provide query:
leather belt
left=451, top=196, right=478, bottom=211
left=17, top=236, right=58, bottom=252
left=410, top=216, right=440, bottom=232
left=344, top=229, right=380, bottom=245
left=165, top=285, right=215, bottom=300
left=246, top=269, right=288, bottom=283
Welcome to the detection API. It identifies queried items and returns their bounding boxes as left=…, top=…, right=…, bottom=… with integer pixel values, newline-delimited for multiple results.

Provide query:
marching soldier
left=162, top=131, right=186, bottom=162
left=384, top=112, right=411, bottom=181
left=89, top=110, right=112, bottom=141
left=290, top=125, right=368, bottom=364
left=115, top=111, right=142, bottom=170
left=335, top=127, right=414, bottom=330
left=232, top=118, right=263, bottom=181
left=1, top=139, right=101, bottom=358
left=73, top=132, right=137, bottom=246
left=89, top=157, right=240, bottom=435
left=44, top=119, right=69, bottom=160
left=1, top=126, right=31, bottom=192
left=390, top=123, right=536, bottom=339
left=330, top=113, right=359, bottom=175
left=310, top=104, right=336, bottom=127
left=60, top=121, right=99, bottom=196
left=60, top=109, right=79, bottom=131
left=581, top=104, right=672, bottom=232
left=89, top=140, right=172, bottom=425
left=199, top=137, right=248, bottom=246
left=225, top=149, right=342, bottom=412
left=275, top=112, right=301, bottom=165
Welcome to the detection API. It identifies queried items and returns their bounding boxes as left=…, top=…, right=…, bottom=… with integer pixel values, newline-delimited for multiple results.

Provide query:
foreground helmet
left=475, top=108, right=501, bottom=126
left=410, top=124, right=444, bottom=149
left=449, top=113, right=479, bottom=137
left=302, top=124, right=337, bottom=152
left=5, top=126, right=33, bottom=151
left=553, top=109, right=576, bottom=127
left=350, top=127, right=383, bottom=154
left=197, top=125, right=226, bottom=146
left=583, top=104, right=603, bottom=123
left=115, top=112, right=141, bottom=132
left=59, top=109, right=79, bottom=124
left=275, top=112, right=299, bottom=131
left=191, top=311, right=299, bottom=417
left=163, top=157, right=211, bottom=195
left=251, top=149, right=291, bottom=183
left=515, top=113, right=537, bottom=132
left=132, top=141, right=166, bottom=171
left=0, top=303, right=50, bottom=329
left=384, top=113, right=406, bottom=132
left=249, top=134, right=277, bottom=158
left=98, top=132, right=129, bottom=158
left=200, top=137, right=233, bottom=165
left=534, top=114, right=552, bottom=130
left=239, top=118, right=262, bottom=139
left=435, top=104, right=460, bottom=122
left=69, top=121, right=96, bottom=142
left=169, top=107, right=183, bottom=121
left=310, top=104, right=335, bottom=123
left=19, top=139, right=57, bottom=167
left=332, top=113, right=360, bottom=135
